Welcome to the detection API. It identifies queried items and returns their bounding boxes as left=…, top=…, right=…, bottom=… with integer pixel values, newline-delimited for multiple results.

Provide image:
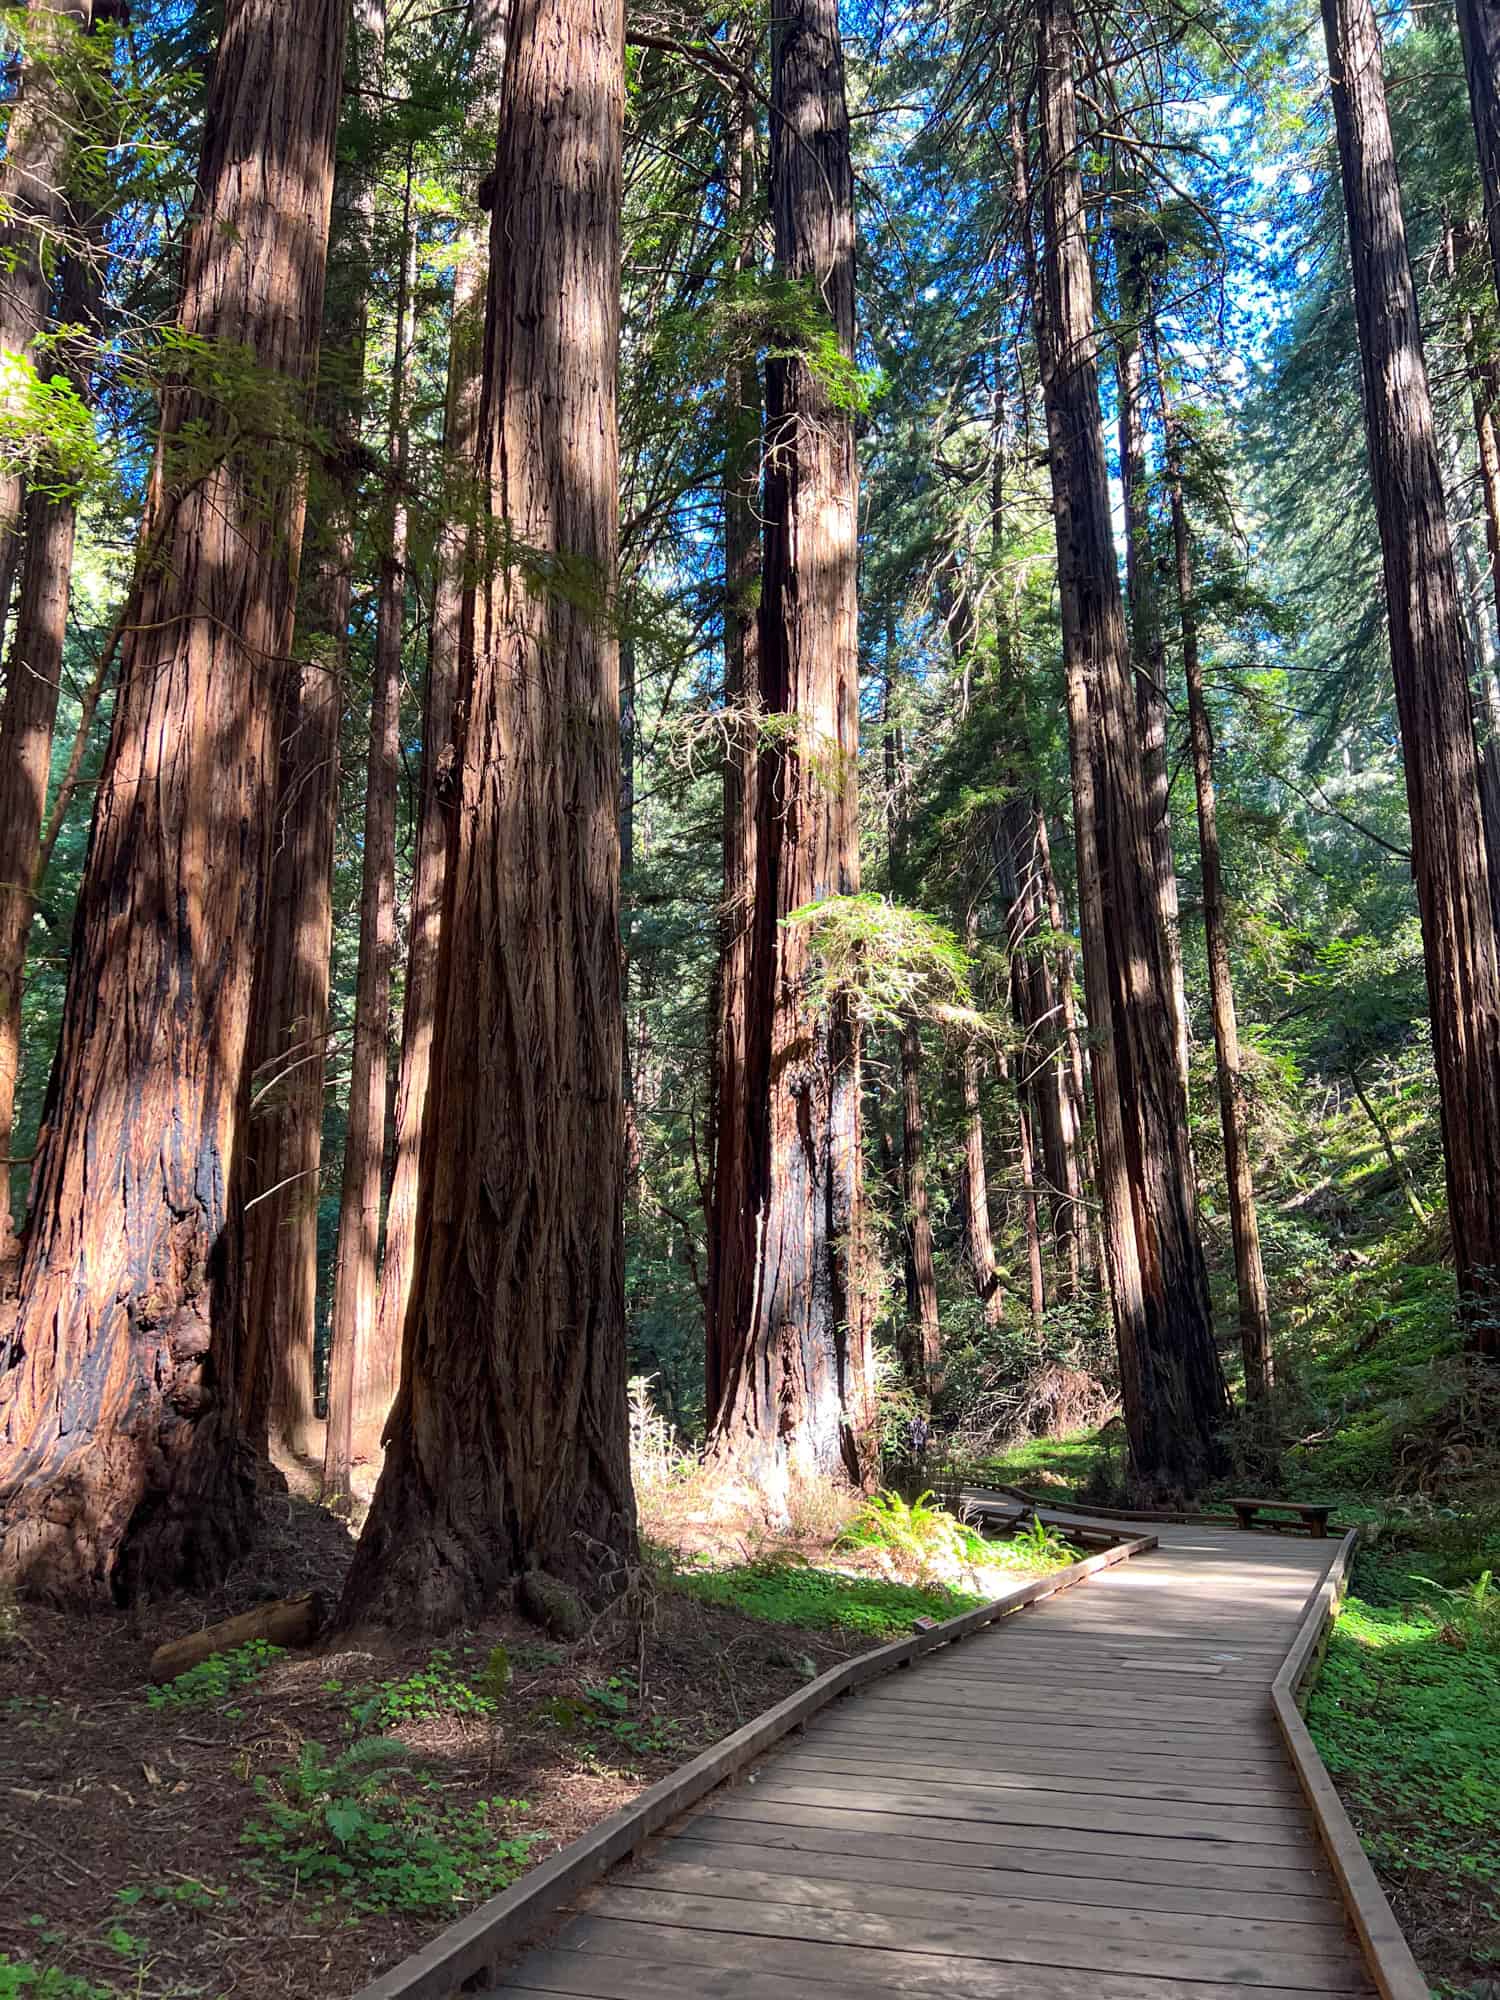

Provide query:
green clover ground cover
left=1306, top=1561, right=1500, bottom=1992
left=670, top=1557, right=984, bottom=1637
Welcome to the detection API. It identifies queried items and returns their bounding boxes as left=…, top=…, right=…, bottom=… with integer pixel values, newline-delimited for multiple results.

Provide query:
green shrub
left=146, top=1639, right=284, bottom=1709
left=241, top=1737, right=536, bottom=1915
left=346, top=1647, right=495, bottom=1731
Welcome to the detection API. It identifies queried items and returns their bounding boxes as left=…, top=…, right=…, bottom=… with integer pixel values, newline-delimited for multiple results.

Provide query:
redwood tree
left=0, top=0, right=347, bottom=1600
left=708, top=0, right=874, bottom=1505
left=370, top=0, right=508, bottom=1439
left=322, top=176, right=415, bottom=1499
left=706, top=67, right=763, bottom=1424
left=1324, top=0, right=1500, bottom=1340
left=1161, top=390, right=1274, bottom=1400
left=0, top=244, right=101, bottom=1269
left=239, top=0, right=383, bottom=1465
left=1033, top=0, right=1228, bottom=1491
left=1456, top=0, right=1500, bottom=315
left=336, top=0, right=635, bottom=1632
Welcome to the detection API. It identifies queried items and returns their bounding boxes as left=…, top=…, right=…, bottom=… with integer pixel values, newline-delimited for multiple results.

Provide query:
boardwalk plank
left=476, top=1526, right=1382, bottom=2000
left=579, top=1885, right=1368, bottom=1990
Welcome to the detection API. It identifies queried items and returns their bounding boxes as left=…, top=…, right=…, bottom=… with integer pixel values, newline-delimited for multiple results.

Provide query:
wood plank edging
left=1271, top=1526, right=1429, bottom=2000
left=346, top=1529, right=1157, bottom=2000
left=966, top=1481, right=1344, bottom=1533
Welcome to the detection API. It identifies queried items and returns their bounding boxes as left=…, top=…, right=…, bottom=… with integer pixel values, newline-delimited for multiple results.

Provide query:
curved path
left=484, top=1523, right=1376, bottom=2000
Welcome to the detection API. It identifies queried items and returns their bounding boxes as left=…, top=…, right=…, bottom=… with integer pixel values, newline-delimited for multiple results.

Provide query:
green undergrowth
left=1306, top=1544, right=1500, bottom=1992
left=241, top=1737, right=537, bottom=1916
left=669, top=1556, right=985, bottom=1637
left=145, top=1638, right=285, bottom=1710
left=0, top=1965, right=121, bottom=2000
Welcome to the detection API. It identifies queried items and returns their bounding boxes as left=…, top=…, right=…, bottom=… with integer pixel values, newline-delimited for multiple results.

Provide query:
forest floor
left=0, top=1480, right=1065, bottom=2000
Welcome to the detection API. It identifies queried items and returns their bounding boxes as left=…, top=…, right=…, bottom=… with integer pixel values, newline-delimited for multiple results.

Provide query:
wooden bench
left=1230, top=1496, right=1333, bottom=1538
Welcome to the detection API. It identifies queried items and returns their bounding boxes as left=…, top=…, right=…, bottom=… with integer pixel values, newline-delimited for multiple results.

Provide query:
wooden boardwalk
left=483, top=1523, right=1377, bottom=2000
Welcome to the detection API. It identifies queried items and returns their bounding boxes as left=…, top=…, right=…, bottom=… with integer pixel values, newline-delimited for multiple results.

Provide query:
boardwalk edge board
left=1272, top=1526, right=1429, bottom=2000
left=346, top=1528, right=1157, bottom=2000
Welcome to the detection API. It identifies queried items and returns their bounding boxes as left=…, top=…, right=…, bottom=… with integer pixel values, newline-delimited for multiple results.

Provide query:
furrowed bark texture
left=1457, top=0, right=1500, bottom=317
left=1034, top=0, right=1228, bottom=1492
left=710, top=0, right=874, bottom=1506
left=1164, top=403, right=1274, bottom=1400
left=899, top=1015, right=942, bottom=1397
left=335, top=0, right=636, bottom=1633
left=1324, top=0, right=1500, bottom=1335
left=367, top=0, right=506, bottom=1429
left=0, top=0, right=347, bottom=1601
left=706, top=71, right=763, bottom=1426
left=1115, top=246, right=1191, bottom=1104
left=0, top=0, right=96, bottom=619
left=959, top=913, right=1003, bottom=1325
left=238, top=0, right=388, bottom=1465
left=324, top=181, right=417, bottom=1491
left=0, top=243, right=100, bottom=1267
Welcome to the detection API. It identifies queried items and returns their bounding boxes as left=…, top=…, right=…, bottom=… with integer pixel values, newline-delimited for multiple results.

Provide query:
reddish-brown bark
left=0, top=243, right=101, bottom=1269
left=335, top=0, right=635, bottom=1632
left=239, top=5, right=384, bottom=1467
left=1456, top=0, right=1500, bottom=318
left=0, top=0, right=347, bottom=1601
left=899, top=1015, right=942, bottom=1397
left=1034, top=0, right=1227, bottom=1492
left=1161, top=393, right=1274, bottom=1401
left=709, top=0, right=874, bottom=1505
left=323, top=178, right=416, bottom=1494
left=959, top=912, right=1003, bottom=1326
left=706, top=69, right=762, bottom=1426
left=1324, top=0, right=1500, bottom=1339
left=1115, top=239, right=1191, bottom=1103
left=0, top=0, right=98, bottom=615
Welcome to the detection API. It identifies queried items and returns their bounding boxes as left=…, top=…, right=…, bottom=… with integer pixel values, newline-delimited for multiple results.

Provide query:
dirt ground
left=0, top=1492, right=875, bottom=2000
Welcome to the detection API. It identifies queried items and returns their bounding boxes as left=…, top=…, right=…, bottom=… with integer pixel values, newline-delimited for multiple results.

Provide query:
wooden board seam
left=345, top=1528, right=1156, bottom=2000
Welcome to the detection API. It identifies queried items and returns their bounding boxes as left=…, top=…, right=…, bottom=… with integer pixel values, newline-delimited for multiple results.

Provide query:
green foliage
left=241, top=1738, right=536, bottom=1915
left=839, top=1488, right=988, bottom=1569
left=670, top=1557, right=983, bottom=1638
left=0, top=1964, right=118, bottom=2000
left=145, top=1640, right=284, bottom=1710
left=115, top=1879, right=229, bottom=1914
left=540, top=1671, right=682, bottom=1757
left=346, top=1647, right=494, bottom=1731
left=784, top=893, right=988, bottom=1032
left=1307, top=1563, right=1500, bottom=1981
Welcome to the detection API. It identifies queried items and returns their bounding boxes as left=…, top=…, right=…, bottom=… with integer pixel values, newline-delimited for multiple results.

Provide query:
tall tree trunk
left=322, top=176, right=415, bottom=1501
left=338, top=176, right=414, bottom=1472
left=1033, top=0, right=1227, bottom=1493
left=335, top=0, right=634, bottom=1633
left=1162, top=394, right=1274, bottom=1401
left=706, top=66, right=762, bottom=1427
left=1444, top=217, right=1500, bottom=911
left=1002, top=1041, right=1046, bottom=1329
left=239, top=0, right=384, bottom=1464
left=709, top=0, right=874, bottom=1508
left=0, top=0, right=96, bottom=627
left=1323, top=0, right=1500, bottom=1341
left=0, top=0, right=347, bottom=1602
left=1456, top=0, right=1500, bottom=317
left=959, top=910, right=1004, bottom=1326
left=372, top=0, right=507, bottom=1416
left=899, top=1015, right=942, bottom=1397
left=1115, top=230, right=1191, bottom=1102
left=0, top=242, right=100, bottom=1269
